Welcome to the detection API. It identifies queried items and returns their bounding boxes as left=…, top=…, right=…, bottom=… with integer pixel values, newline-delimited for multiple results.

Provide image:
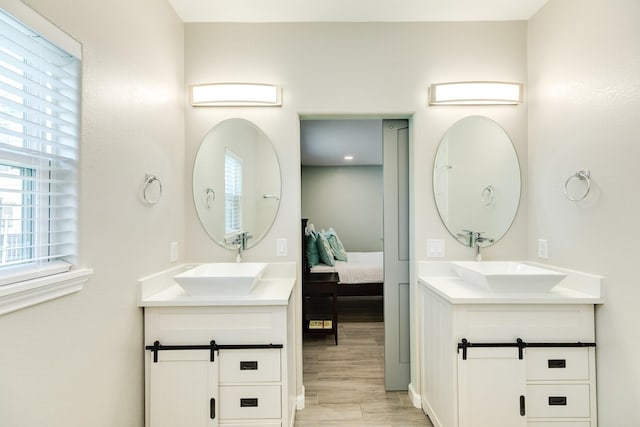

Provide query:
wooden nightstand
left=302, top=272, right=339, bottom=345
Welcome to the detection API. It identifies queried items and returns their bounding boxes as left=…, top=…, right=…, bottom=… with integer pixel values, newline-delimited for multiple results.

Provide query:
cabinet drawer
left=526, top=384, right=590, bottom=418
left=219, top=385, right=281, bottom=420
left=219, top=349, right=281, bottom=383
left=528, top=422, right=590, bottom=427
left=527, top=348, right=590, bottom=381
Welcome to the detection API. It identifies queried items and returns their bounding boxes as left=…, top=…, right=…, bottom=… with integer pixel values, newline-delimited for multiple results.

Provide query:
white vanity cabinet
left=416, top=262, right=604, bottom=427
left=144, top=303, right=294, bottom=427
left=138, top=263, right=297, bottom=427
left=456, top=342, right=597, bottom=427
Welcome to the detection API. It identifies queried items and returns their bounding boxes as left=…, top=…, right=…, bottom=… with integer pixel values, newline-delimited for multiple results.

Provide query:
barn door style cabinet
left=456, top=339, right=597, bottom=427
left=145, top=336, right=285, bottom=427
left=138, top=263, right=296, bottom=427
left=416, top=262, right=604, bottom=427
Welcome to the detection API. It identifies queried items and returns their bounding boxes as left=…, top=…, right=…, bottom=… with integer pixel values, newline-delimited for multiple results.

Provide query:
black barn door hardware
left=457, top=338, right=596, bottom=360
left=145, top=340, right=217, bottom=363
left=145, top=340, right=283, bottom=363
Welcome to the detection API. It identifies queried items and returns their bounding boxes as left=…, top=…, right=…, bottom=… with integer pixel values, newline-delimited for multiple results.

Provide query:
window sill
left=0, top=268, right=93, bottom=316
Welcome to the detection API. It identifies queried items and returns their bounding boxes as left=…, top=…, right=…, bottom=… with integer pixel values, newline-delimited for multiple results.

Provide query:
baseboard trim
left=296, top=385, right=305, bottom=410
left=408, top=382, right=421, bottom=409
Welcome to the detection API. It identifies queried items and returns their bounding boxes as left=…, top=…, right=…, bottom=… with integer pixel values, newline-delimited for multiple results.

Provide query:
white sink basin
left=173, top=263, right=267, bottom=296
left=451, top=261, right=567, bottom=293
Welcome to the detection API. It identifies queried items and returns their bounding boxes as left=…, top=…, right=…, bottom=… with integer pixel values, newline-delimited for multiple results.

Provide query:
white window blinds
left=224, top=148, right=242, bottom=235
left=0, top=8, right=80, bottom=282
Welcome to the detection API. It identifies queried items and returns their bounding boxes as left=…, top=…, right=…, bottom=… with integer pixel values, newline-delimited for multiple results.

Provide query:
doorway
left=300, top=117, right=410, bottom=390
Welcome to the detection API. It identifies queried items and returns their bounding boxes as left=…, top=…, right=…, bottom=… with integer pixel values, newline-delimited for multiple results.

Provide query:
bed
left=301, top=218, right=384, bottom=297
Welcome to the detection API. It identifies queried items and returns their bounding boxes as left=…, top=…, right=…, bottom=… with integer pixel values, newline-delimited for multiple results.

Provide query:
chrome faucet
left=458, top=229, right=475, bottom=247
left=226, top=231, right=253, bottom=262
left=240, top=231, right=252, bottom=251
left=472, top=232, right=494, bottom=261
left=458, top=229, right=494, bottom=260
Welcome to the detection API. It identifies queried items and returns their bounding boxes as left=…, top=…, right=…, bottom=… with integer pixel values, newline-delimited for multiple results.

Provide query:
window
left=0, top=6, right=80, bottom=286
left=224, top=148, right=242, bottom=235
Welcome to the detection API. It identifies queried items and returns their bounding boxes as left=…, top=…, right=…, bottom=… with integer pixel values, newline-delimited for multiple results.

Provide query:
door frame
left=297, top=113, right=414, bottom=401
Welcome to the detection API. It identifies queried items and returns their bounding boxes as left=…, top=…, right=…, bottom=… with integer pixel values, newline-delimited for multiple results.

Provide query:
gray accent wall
left=302, top=165, right=383, bottom=252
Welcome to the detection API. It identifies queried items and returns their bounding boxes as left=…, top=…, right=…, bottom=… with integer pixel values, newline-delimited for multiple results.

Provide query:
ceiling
left=168, top=0, right=549, bottom=23
left=301, top=120, right=383, bottom=166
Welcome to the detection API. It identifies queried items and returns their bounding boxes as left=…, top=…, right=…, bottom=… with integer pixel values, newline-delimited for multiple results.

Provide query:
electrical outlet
left=170, top=241, right=178, bottom=262
left=276, top=238, right=287, bottom=256
left=427, top=239, right=445, bottom=257
left=537, top=239, right=548, bottom=259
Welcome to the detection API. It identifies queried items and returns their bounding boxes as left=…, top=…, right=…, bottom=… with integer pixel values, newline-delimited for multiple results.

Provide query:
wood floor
left=295, top=321, right=433, bottom=426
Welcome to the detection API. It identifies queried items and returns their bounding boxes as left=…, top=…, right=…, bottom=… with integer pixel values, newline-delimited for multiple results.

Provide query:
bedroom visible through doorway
left=300, top=117, right=410, bottom=390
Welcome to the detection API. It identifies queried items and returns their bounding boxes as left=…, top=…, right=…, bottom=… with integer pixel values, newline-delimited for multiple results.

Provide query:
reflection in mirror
left=433, top=115, right=520, bottom=249
left=193, top=118, right=281, bottom=250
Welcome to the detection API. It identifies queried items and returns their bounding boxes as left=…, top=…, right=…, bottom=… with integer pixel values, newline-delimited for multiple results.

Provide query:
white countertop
left=138, top=262, right=296, bottom=307
left=418, top=261, right=605, bottom=304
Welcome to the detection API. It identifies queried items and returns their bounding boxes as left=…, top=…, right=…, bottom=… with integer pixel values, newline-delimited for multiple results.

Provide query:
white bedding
left=310, top=252, right=383, bottom=284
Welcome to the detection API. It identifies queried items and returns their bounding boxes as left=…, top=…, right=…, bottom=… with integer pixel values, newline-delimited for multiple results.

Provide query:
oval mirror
left=433, top=115, right=521, bottom=247
left=193, top=118, right=281, bottom=249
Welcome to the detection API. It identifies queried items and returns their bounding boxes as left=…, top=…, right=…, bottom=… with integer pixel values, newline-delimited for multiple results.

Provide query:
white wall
left=184, top=21, right=528, bottom=400
left=302, top=165, right=384, bottom=252
left=0, top=14, right=531, bottom=425
left=0, top=1, right=185, bottom=425
left=528, top=1, right=640, bottom=424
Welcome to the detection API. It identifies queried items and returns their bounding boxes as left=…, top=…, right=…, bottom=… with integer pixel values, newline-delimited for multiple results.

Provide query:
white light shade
left=429, top=81, right=523, bottom=105
left=191, top=83, right=281, bottom=106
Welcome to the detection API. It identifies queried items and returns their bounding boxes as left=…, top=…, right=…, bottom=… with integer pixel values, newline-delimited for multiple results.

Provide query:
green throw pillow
left=306, top=231, right=320, bottom=267
left=316, top=232, right=335, bottom=266
left=325, top=227, right=348, bottom=262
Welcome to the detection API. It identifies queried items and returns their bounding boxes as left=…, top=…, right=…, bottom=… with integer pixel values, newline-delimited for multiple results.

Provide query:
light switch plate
left=537, top=239, right=548, bottom=259
left=427, top=239, right=445, bottom=257
left=170, top=241, right=178, bottom=262
left=276, top=238, right=288, bottom=256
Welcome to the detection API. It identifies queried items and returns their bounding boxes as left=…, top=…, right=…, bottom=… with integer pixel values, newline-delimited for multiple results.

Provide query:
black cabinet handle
left=519, top=395, right=526, bottom=416
left=240, top=361, right=258, bottom=370
left=549, top=396, right=567, bottom=406
left=548, top=359, right=567, bottom=369
left=240, top=398, right=259, bottom=407
left=210, top=398, right=215, bottom=419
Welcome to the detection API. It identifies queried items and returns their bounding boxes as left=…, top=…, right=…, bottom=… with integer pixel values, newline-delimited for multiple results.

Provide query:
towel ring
left=204, top=187, right=215, bottom=208
left=142, top=174, right=162, bottom=205
left=481, top=185, right=495, bottom=206
left=564, top=170, right=591, bottom=202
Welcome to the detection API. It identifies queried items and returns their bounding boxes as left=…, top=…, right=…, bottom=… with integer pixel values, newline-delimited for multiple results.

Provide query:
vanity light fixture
left=428, top=81, right=523, bottom=105
left=190, top=83, right=282, bottom=106
left=344, top=155, right=354, bottom=161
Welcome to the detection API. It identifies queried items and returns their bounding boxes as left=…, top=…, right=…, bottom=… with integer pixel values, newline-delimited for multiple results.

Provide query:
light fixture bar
left=429, top=81, right=523, bottom=105
left=191, top=83, right=281, bottom=106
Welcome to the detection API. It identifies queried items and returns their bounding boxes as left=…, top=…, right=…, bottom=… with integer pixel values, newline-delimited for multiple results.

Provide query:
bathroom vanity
left=138, top=263, right=296, bottom=427
left=416, top=261, right=604, bottom=427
